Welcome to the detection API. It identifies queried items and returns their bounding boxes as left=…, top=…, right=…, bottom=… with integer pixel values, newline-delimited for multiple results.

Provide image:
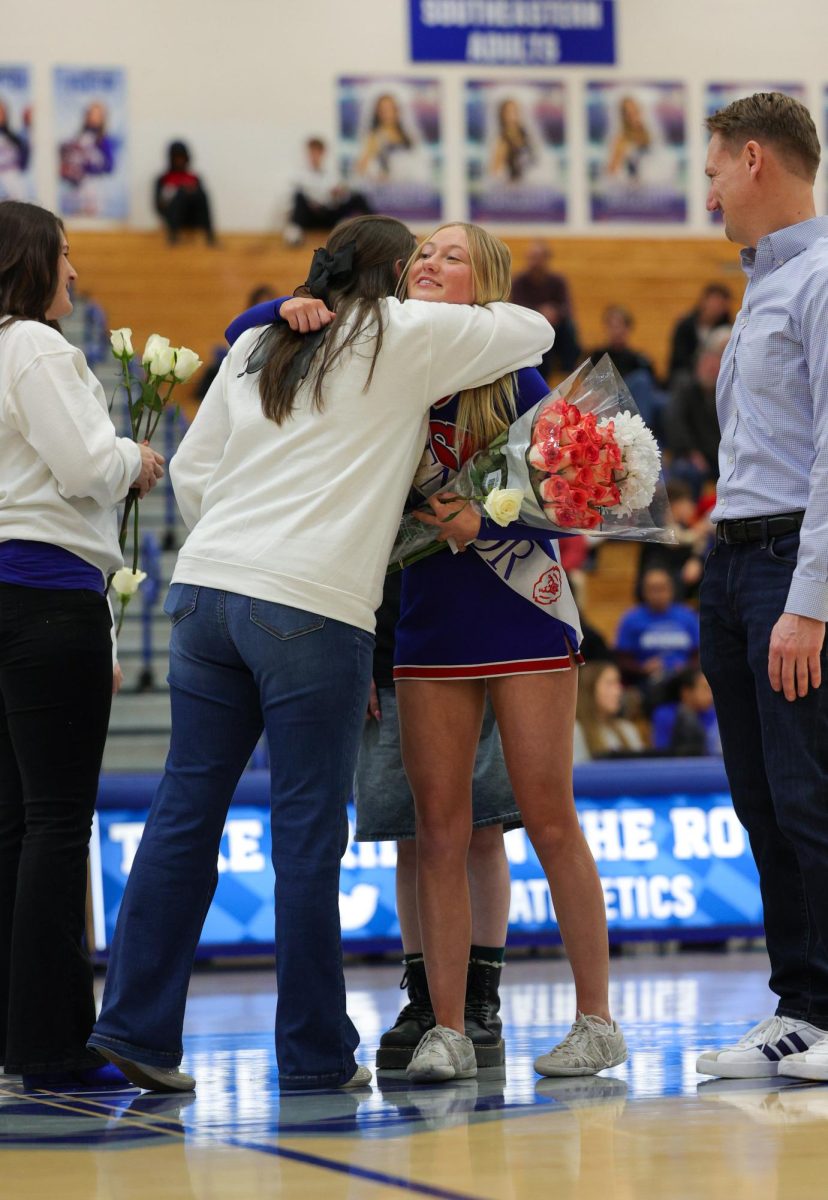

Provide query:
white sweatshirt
left=170, top=297, right=553, bottom=633
left=0, top=320, right=142, bottom=580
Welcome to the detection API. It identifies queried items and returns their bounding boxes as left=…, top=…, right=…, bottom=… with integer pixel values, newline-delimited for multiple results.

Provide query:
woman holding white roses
left=0, top=200, right=163, bottom=1088
left=87, top=214, right=554, bottom=1093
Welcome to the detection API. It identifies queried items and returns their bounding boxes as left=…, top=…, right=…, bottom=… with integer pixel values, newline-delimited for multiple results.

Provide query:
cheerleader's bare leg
left=397, top=678, right=486, bottom=1033
left=489, top=667, right=612, bottom=1023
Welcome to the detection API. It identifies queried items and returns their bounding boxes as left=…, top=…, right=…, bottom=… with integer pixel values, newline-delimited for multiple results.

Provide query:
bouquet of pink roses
left=390, top=354, right=674, bottom=571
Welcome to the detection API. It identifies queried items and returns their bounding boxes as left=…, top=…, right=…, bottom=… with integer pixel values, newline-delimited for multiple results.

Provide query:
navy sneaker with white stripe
left=696, top=1016, right=825, bottom=1079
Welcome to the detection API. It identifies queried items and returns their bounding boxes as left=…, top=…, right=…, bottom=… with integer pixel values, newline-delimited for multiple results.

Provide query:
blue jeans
left=700, top=532, right=828, bottom=1025
left=89, top=585, right=373, bottom=1089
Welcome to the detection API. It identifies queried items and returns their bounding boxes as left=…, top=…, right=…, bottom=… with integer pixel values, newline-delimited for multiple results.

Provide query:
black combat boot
left=464, top=958, right=505, bottom=1067
left=376, top=957, right=435, bottom=1069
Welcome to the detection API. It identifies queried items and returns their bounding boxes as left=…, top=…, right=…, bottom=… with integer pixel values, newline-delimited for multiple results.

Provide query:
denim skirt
left=353, top=685, right=521, bottom=841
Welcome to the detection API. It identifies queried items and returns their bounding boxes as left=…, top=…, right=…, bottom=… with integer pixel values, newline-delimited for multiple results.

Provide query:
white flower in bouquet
left=173, top=346, right=202, bottom=382
left=597, top=411, right=661, bottom=518
left=111, top=567, right=147, bottom=599
left=142, top=333, right=171, bottom=365
left=483, top=487, right=524, bottom=527
left=110, top=327, right=133, bottom=358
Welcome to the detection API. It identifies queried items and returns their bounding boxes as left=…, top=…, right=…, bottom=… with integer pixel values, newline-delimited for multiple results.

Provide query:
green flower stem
left=132, top=494, right=140, bottom=574
left=387, top=539, right=448, bottom=574
left=115, top=596, right=128, bottom=637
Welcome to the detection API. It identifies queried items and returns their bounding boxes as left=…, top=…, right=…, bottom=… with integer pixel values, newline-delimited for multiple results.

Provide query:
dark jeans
left=0, top=583, right=113, bottom=1073
left=700, top=532, right=828, bottom=1026
left=89, top=585, right=373, bottom=1090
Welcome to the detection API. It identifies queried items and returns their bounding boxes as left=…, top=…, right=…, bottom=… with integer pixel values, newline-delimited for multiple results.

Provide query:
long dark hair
left=0, top=200, right=65, bottom=332
left=253, top=215, right=416, bottom=425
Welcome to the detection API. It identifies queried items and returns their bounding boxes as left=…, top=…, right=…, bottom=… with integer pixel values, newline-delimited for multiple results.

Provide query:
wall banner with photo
left=338, top=76, right=443, bottom=223
left=586, top=81, right=688, bottom=223
left=0, top=65, right=34, bottom=202
left=706, top=84, right=807, bottom=224
left=409, top=0, right=615, bottom=66
left=53, top=66, right=128, bottom=220
left=465, top=80, right=568, bottom=223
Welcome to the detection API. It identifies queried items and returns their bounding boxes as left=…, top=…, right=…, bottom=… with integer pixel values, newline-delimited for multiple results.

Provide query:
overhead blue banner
left=408, top=0, right=615, bottom=66
left=90, top=771, right=762, bottom=954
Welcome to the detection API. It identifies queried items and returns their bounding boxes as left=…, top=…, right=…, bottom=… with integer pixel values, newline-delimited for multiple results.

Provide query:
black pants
left=158, top=186, right=214, bottom=242
left=540, top=318, right=582, bottom=376
left=290, top=190, right=374, bottom=231
left=0, top=584, right=113, bottom=1073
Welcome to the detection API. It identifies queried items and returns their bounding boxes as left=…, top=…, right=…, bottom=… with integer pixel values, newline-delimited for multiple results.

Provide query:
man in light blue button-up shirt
left=696, top=93, right=828, bottom=1084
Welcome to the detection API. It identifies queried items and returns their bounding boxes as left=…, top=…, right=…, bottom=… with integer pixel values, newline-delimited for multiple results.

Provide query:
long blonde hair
left=397, top=222, right=517, bottom=453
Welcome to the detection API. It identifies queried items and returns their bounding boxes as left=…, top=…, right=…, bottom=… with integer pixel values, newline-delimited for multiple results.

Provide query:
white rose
left=110, top=327, right=133, bottom=358
left=142, top=333, right=170, bottom=365
left=111, top=568, right=147, bottom=599
left=173, top=346, right=202, bottom=382
left=483, top=487, right=523, bottom=527
left=148, top=345, right=176, bottom=379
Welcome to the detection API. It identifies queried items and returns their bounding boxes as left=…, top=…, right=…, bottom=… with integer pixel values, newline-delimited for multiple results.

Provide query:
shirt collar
left=740, top=215, right=828, bottom=280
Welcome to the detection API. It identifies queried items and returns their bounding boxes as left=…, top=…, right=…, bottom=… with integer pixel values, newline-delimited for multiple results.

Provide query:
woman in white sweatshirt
left=87, top=214, right=553, bottom=1094
left=0, top=200, right=163, bottom=1089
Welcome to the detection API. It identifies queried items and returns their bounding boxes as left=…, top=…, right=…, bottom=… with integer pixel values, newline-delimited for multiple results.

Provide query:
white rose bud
left=483, top=487, right=523, bottom=527
left=111, top=568, right=148, bottom=599
left=173, top=346, right=202, bottom=383
left=142, top=333, right=171, bottom=365
left=148, top=345, right=176, bottom=379
left=110, top=327, right=133, bottom=358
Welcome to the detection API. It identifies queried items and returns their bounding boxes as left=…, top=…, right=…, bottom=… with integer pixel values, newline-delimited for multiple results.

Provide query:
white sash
left=472, top=537, right=583, bottom=646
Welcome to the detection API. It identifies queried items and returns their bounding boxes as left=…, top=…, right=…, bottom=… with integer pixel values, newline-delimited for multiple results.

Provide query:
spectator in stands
left=588, top=305, right=668, bottom=440
left=284, top=138, right=373, bottom=248
left=615, top=567, right=699, bottom=692
left=651, top=667, right=721, bottom=757
left=667, top=283, right=733, bottom=384
left=511, top=240, right=581, bottom=377
left=637, top=479, right=714, bottom=601
left=665, top=325, right=730, bottom=486
left=0, top=200, right=163, bottom=1091
left=573, top=662, right=646, bottom=763
left=154, top=141, right=215, bottom=246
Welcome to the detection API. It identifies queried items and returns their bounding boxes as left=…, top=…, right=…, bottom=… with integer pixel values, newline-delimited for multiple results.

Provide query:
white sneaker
left=696, top=1016, right=825, bottom=1079
left=534, top=1013, right=628, bottom=1077
left=777, top=1032, right=828, bottom=1081
left=92, top=1047, right=195, bottom=1093
left=406, top=1026, right=477, bottom=1083
left=340, top=1065, right=372, bottom=1089
left=282, top=222, right=304, bottom=247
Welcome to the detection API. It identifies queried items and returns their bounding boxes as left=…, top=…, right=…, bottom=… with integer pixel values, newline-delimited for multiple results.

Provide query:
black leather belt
left=716, top=511, right=804, bottom=545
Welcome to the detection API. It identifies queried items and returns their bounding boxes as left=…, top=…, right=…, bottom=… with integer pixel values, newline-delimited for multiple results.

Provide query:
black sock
left=403, top=951, right=424, bottom=966
left=470, top=944, right=505, bottom=965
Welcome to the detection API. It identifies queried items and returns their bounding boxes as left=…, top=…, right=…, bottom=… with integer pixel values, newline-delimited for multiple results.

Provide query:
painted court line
left=0, top=1086, right=488, bottom=1199
left=224, top=1135, right=490, bottom=1200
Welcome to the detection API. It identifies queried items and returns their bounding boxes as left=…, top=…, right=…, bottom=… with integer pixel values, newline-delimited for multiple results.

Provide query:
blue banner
left=409, top=1, right=615, bottom=66
left=91, top=771, right=762, bottom=953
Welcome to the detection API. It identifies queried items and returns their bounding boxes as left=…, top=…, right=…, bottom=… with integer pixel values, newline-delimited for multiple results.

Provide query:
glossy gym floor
left=2, top=950, right=826, bottom=1200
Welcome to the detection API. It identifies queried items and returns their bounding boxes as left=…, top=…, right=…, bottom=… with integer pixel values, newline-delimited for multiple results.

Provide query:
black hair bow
left=305, top=241, right=356, bottom=307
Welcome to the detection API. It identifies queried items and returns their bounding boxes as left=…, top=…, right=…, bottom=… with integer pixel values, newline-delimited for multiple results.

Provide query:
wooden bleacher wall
left=71, top=230, right=744, bottom=639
